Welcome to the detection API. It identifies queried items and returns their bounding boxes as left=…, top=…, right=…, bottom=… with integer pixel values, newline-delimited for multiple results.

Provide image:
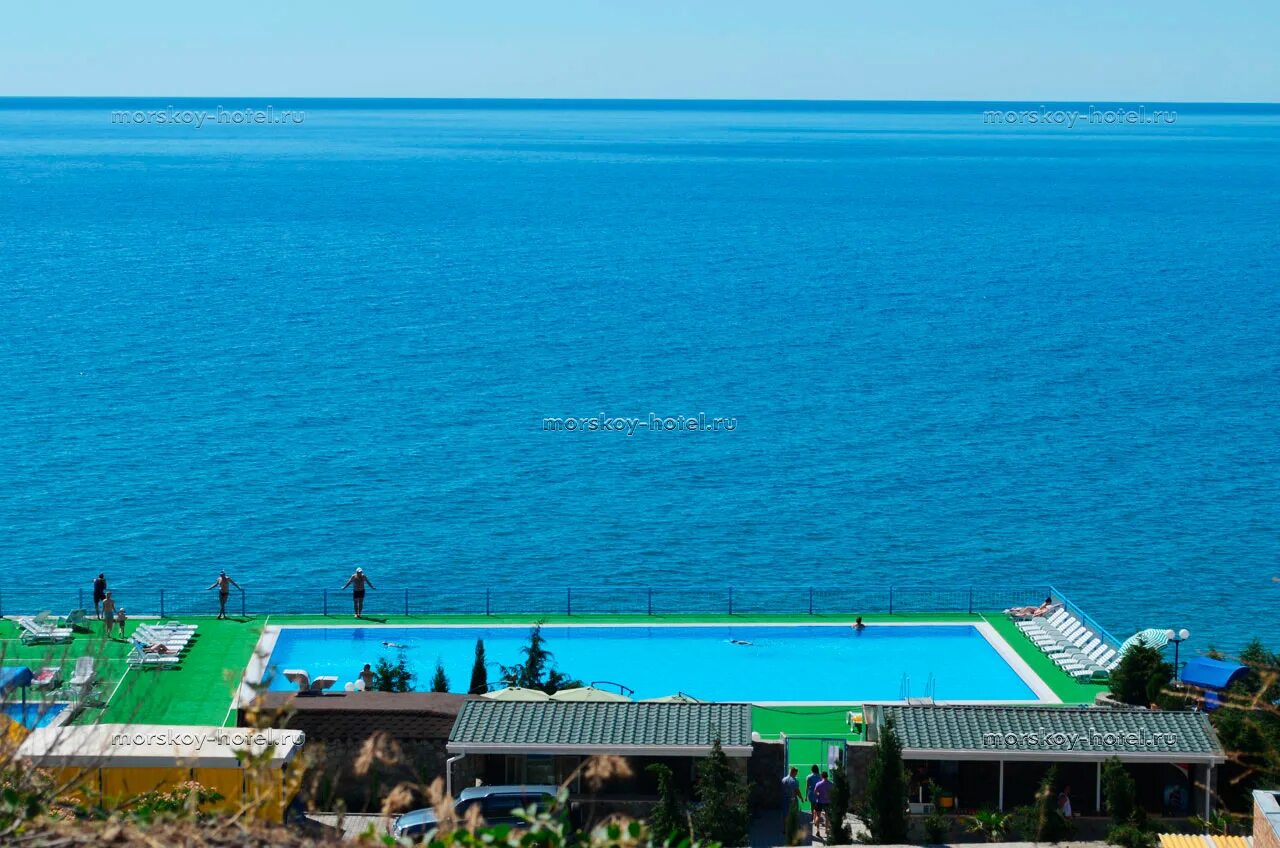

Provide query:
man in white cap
left=207, top=570, right=242, bottom=619
left=341, top=567, right=375, bottom=618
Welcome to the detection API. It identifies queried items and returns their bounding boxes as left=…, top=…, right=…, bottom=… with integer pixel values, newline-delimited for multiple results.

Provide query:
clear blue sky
left=1, top=0, right=1276, bottom=102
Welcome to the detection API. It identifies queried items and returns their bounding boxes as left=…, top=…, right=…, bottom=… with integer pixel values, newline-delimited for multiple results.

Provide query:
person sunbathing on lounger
left=1007, top=596, right=1053, bottom=617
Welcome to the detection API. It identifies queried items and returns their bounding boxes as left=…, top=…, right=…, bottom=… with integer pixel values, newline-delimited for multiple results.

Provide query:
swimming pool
left=2, top=702, right=68, bottom=729
left=261, top=623, right=1047, bottom=703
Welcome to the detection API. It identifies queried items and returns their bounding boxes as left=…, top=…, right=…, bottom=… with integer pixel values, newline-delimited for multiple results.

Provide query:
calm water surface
left=1, top=99, right=1277, bottom=653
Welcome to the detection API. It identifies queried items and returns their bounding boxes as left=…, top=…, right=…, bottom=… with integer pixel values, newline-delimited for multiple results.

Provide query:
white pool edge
left=251, top=619, right=1061, bottom=705
left=238, top=624, right=282, bottom=710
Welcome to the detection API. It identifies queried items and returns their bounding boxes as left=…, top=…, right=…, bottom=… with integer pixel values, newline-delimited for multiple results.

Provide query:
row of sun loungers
left=1015, top=608, right=1120, bottom=680
left=127, top=621, right=198, bottom=669
left=17, top=613, right=75, bottom=645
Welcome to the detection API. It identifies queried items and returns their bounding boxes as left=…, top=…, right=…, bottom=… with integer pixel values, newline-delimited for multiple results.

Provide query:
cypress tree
left=468, top=639, right=487, bottom=694
left=645, top=762, right=685, bottom=841
left=690, top=739, right=749, bottom=846
left=861, top=717, right=909, bottom=844
left=430, top=659, right=450, bottom=692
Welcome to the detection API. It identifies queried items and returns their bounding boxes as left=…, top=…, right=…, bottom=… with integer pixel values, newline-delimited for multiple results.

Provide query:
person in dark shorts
left=207, top=570, right=242, bottom=619
left=341, top=567, right=375, bottom=618
left=806, top=765, right=821, bottom=828
left=812, top=770, right=834, bottom=836
left=93, top=573, right=108, bottom=618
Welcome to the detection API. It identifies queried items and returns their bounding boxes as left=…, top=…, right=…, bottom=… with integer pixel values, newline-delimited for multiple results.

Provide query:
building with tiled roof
left=863, top=704, right=1227, bottom=819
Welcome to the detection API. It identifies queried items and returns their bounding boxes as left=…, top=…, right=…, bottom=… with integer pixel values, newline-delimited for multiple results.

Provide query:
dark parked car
left=392, top=785, right=562, bottom=838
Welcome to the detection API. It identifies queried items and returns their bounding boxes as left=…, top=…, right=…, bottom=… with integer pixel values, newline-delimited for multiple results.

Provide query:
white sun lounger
left=1031, top=620, right=1083, bottom=648
left=283, top=669, right=338, bottom=693
left=17, top=616, right=75, bottom=644
left=1018, top=609, right=1069, bottom=633
left=1039, top=626, right=1094, bottom=656
left=134, top=624, right=192, bottom=647
left=1055, top=637, right=1103, bottom=666
left=127, top=643, right=180, bottom=668
left=1058, top=641, right=1107, bottom=670
left=70, top=656, right=96, bottom=689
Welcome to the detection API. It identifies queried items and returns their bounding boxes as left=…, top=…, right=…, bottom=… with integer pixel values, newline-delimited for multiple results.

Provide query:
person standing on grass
left=101, top=591, right=116, bottom=638
left=92, top=573, right=108, bottom=619
left=341, top=567, right=374, bottom=618
left=207, top=570, right=241, bottom=619
left=116, top=607, right=127, bottom=639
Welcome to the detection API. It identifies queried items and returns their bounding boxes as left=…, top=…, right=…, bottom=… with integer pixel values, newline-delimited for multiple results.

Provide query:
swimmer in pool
left=729, top=639, right=753, bottom=646
left=382, top=641, right=408, bottom=648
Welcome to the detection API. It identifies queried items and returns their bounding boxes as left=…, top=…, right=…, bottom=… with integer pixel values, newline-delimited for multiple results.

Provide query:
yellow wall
left=192, top=767, right=246, bottom=809
left=42, top=764, right=292, bottom=822
left=102, top=767, right=194, bottom=802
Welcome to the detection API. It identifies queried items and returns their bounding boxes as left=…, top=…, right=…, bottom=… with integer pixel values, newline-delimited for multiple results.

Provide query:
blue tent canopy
left=1182, top=657, right=1248, bottom=690
left=0, top=666, right=34, bottom=697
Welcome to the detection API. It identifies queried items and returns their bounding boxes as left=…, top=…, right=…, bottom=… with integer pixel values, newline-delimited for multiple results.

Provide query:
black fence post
left=567, top=588, right=572, bottom=616
left=323, top=588, right=328, bottom=617
left=809, top=587, right=814, bottom=616
left=159, top=589, right=165, bottom=618
left=968, top=588, right=974, bottom=615
left=79, top=588, right=84, bottom=610
left=647, top=588, right=653, bottom=616
left=241, top=588, right=247, bottom=618
left=889, top=586, right=894, bottom=615
left=485, top=588, right=491, bottom=616
left=728, top=588, right=734, bottom=616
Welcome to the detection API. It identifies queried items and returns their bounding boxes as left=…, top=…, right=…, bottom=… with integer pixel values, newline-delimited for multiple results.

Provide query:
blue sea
left=1, top=99, right=1277, bottom=654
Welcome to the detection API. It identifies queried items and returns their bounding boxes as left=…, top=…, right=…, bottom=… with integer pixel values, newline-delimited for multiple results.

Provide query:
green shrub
left=690, top=739, right=748, bottom=846
left=373, top=653, right=414, bottom=692
left=858, top=717, right=909, bottom=844
left=966, top=809, right=1014, bottom=842
left=645, top=762, right=685, bottom=842
left=1032, top=767, right=1070, bottom=843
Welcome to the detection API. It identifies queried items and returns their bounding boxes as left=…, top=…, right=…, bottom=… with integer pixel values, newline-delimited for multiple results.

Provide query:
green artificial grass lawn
left=3, top=610, right=1104, bottom=729
left=0, top=616, right=265, bottom=728
left=980, top=613, right=1109, bottom=705
left=752, top=704, right=864, bottom=740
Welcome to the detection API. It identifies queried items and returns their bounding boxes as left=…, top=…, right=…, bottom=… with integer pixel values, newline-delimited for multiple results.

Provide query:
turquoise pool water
left=263, top=624, right=1039, bottom=702
left=2, top=702, right=67, bottom=729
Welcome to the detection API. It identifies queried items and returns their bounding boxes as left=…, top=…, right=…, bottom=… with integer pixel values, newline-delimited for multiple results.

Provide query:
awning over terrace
left=448, top=700, right=754, bottom=757
left=868, top=704, right=1226, bottom=817
left=1181, top=657, right=1248, bottom=691
left=872, top=704, right=1225, bottom=764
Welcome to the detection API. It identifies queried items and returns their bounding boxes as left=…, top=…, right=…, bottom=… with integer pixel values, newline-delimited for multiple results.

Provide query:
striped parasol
left=1117, top=628, right=1171, bottom=656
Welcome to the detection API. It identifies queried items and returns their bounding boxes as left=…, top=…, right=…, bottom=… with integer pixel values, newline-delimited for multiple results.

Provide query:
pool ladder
left=899, top=672, right=936, bottom=703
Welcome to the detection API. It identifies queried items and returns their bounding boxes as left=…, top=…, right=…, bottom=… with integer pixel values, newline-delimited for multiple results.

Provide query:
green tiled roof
left=878, top=705, right=1224, bottom=762
left=449, top=701, right=753, bottom=755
